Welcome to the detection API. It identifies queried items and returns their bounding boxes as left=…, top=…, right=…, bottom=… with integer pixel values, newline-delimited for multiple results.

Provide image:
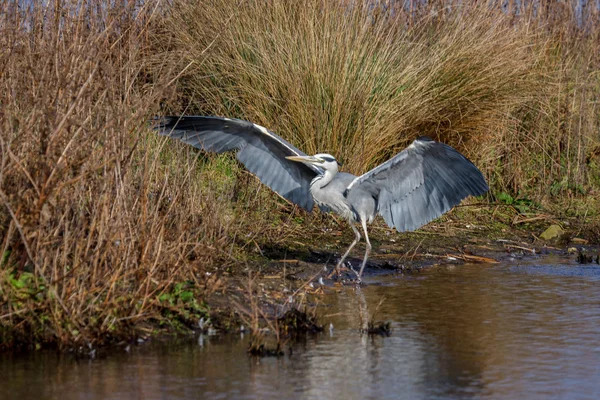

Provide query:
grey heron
left=156, top=116, right=488, bottom=281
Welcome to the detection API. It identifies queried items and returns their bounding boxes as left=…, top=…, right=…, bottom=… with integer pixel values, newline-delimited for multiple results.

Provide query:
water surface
left=2, top=258, right=599, bottom=399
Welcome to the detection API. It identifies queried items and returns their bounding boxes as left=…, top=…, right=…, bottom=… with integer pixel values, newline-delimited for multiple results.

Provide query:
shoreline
left=3, top=209, right=596, bottom=354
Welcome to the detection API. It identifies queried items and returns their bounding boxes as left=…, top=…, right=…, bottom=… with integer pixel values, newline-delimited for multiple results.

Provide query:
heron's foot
left=348, top=264, right=364, bottom=285
left=325, top=261, right=365, bottom=285
left=327, top=260, right=346, bottom=280
left=326, top=266, right=341, bottom=280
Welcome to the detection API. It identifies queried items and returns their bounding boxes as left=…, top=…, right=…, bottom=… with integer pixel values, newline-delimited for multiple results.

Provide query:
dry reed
left=158, top=0, right=599, bottom=206
left=0, top=0, right=239, bottom=349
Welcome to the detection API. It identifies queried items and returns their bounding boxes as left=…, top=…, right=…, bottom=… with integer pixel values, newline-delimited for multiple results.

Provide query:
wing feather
left=348, top=137, right=488, bottom=232
left=155, top=116, right=320, bottom=211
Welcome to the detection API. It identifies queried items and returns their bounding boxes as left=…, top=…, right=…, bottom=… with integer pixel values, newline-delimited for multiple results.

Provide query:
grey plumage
left=347, top=136, right=489, bottom=232
left=157, top=116, right=320, bottom=210
left=156, top=116, right=488, bottom=281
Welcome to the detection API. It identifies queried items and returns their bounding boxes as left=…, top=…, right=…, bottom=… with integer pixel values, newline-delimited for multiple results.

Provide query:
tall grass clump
left=480, top=1, right=600, bottom=210
left=0, top=0, right=240, bottom=349
left=157, top=0, right=542, bottom=175
left=158, top=0, right=599, bottom=214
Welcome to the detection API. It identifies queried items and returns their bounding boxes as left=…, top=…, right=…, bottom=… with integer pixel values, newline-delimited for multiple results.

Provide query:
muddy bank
left=2, top=209, right=598, bottom=354
left=202, top=212, right=599, bottom=337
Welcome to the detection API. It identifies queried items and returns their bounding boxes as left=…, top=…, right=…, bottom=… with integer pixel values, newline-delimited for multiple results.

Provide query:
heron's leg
left=331, top=223, right=361, bottom=277
left=357, top=219, right=372, bottom=280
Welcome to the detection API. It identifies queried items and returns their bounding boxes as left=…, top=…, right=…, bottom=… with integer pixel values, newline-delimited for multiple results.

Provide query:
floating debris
left=576, top=249, right=600, bottom=264
left=278, top=309, right=323, bottom=334
left=367, top=321, right=392, bottom=336
left=247, top=343, right=284, bottom=357
left=571, top=237, right=589, bottom=245
left=446, top=253, right=500, bottom=263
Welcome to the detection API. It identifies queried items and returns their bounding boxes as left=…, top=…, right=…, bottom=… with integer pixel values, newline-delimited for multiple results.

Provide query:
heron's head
left=286, top=153, right=340, bottom=172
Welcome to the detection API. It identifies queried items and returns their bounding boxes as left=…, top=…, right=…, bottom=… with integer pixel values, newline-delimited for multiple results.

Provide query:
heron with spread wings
left=156, top=116, right=488, bottom=281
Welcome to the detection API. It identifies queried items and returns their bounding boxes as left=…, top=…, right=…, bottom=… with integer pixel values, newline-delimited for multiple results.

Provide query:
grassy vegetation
left=0, top=0, right=237, bottom=350
left=1, top=0, right=599, bottom=349
left=159, top=0, right=545, bottom=173
left=164, top=0, right=599, bottom=203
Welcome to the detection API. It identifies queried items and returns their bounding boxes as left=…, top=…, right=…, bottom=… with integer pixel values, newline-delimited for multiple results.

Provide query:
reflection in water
left=1, top=260, right=599, bottom=400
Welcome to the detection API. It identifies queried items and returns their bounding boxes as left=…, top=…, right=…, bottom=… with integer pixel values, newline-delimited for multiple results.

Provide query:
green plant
left=0, top=0, right=227, bottom=349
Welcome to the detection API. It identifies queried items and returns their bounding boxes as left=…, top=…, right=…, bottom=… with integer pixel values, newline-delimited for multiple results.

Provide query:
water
left=2, top=258, right=599, bottom=399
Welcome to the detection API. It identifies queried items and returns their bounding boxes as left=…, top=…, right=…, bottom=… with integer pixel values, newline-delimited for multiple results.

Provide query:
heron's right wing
left=346, top=137, right=488, bottom=232
left=155, top=116, right=321, bottom=211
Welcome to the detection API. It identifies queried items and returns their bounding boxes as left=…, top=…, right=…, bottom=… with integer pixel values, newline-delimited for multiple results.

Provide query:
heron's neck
left=312, top=168, right=337, bottom=189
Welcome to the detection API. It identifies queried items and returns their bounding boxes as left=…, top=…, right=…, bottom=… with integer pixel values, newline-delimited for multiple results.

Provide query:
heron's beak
left=286, top=155, right=321, bottom=164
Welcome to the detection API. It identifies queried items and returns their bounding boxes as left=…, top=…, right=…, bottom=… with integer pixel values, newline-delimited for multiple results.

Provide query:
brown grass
left=158, top=0, right=599, bottom=208
left=0, top=0, right=240, bottom=349
left=479, top=1, right=600, bottom=209
left=158, top=0, right=541, bottom=172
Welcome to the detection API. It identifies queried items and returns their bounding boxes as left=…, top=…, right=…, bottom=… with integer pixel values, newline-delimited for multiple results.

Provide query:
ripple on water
left=509, top=263, right=600, bottom=280
left=1, top=259, right=599, bottom=400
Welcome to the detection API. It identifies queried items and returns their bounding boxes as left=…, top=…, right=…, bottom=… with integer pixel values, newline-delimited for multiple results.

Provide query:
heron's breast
left=345, top=188, right=377, bottom=223
left=311, top=189, right=355, bottom=221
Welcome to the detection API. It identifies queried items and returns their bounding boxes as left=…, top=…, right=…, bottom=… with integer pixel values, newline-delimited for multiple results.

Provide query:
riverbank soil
left=202, top=204, right=599, bottom=336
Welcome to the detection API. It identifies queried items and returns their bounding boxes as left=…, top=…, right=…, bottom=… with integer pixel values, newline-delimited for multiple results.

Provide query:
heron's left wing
left=345, top=137, right=488, bottom=232
left=155, top=116, right=321, bottom=211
